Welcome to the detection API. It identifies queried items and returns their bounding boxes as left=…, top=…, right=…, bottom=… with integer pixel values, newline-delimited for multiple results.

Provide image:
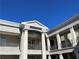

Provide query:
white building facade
left=0, top=15, right=79, bottom=59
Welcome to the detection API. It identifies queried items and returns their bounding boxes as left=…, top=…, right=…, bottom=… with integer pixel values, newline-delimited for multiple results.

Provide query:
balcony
left=28, top=39, right=42, bottom=50
left=60, top=29, right=73, bottom=48
left=28, top=30, right=42, bottom=50
left=0, top=55, right=19, bottom=59
left=0, top=34, right=20, bottom=55
left=28, top=55, right=42, bottom=59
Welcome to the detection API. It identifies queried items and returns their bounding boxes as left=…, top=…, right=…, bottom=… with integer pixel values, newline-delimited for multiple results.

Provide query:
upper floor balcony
left=59, top=29, right=73, bottom=48
left=0, top=34, right=20, bottom=47
left=28, top=30, right=42, bottom=50
left=49, top=29, right=73, bottom=51
left=0, top=34, right=20, bottom=55
left=49, top=23, right=79, bottom=51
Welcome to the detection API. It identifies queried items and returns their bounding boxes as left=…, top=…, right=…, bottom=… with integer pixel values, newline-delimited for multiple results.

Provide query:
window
left=0, top=36, right=6, bottom=46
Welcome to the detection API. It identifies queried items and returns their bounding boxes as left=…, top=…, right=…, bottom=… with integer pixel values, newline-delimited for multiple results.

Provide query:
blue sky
left=0, top=0, right=79, bottom=29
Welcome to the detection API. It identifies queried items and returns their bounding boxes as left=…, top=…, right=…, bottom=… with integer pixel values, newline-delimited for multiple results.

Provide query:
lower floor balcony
left=0, top=52, right=78, bottom=59
left=0, top=55, right=42, bottom=59
left=63, top=52, right=76, bottom=59
left=0, top=55, right=19, bottom=59
left=50, top=52, right=77, bottom=59
left=28, top=55, right=42, bottom=59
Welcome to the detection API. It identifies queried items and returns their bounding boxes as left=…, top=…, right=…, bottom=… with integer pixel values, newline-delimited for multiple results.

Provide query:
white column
left=45, top=33, right=51, bottom=59
left=19, top=30, right=28, bottom=59
left=42, top=33, right=46, bottom=59
left=56, top=33, right=62, bottom=49
left=59, top=54, right=64, bottom=59
left=48, top=55, right=51, bottom=59
left=45, top=33, right=50, bottom=51
left=70, top=27, right=77, bottom=47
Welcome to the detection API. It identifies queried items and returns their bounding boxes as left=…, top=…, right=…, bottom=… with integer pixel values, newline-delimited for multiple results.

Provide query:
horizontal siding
left=0, top=47, right=20, bottom=55
left=0, top=25, right=20, bottom=34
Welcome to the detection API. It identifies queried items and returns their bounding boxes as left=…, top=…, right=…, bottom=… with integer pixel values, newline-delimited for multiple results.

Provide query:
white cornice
left=0, top=19, right=20, bottom=27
